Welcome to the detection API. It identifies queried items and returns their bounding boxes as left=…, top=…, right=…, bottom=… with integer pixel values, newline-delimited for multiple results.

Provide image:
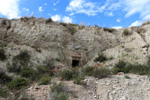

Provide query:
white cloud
left=51, top=14, right=61, bottom=21
left=124, top=0, right=150, bottom=18
left=62, top=16, right=72, bottom=23
left=105, top=12, right=113, bottom=16
left=130, top=20, right=142, bottom=26
left=0, top=0, right=20, bottom=19
left=112, top=26, right=122, bottom=29
left=66, top=0, right=105, bottom=16
left=39, top=7, right=43, bottom=12
left=53, top=9, right=57, bottom=11
left=117, top=19, right=121, bottom=23
left=69, top=13, right=74, bottom=16
left=23, top=8, right=29, bottom=12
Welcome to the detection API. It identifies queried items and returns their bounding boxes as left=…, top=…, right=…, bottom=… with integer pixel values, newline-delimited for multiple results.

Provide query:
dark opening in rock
left=72, top=60, right=79, bottom=67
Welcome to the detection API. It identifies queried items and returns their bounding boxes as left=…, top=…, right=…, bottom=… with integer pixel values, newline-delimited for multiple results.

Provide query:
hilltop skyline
left=0, top=0, right=150, bottom=28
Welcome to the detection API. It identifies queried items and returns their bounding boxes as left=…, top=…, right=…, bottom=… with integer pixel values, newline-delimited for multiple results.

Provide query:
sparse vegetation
left=82, top=66, right=111, bottom=79
left=73, top=76, right=86, bottom=85
left=60, top=22, right=77, bottom=35
left=55, top=58, right=61, bottom=62
left=38, top=74, right=51, bottom=85
left=19, top=68, right=37, bottom=80
left=7, top=61, right=23, bottom=73
left=60, top=69, right=77, bottom=80
left=142, top=21, right=150, bottom=26
left=13, top=51, right=31, bottom=63
left=124, top=75, right=131, bottom=79
left=7, top=77, right=30, bottom=90
left=20, top=16, right=30, bottom=22
left=122, top=29, right=131, bottom=36
left=51, top=82, right=68, bottom=100
left=45, top=18, right=52, bottom=23
left=94, top=53, right=107, bottom=62
left=136, top=27, right=146, bottom=34
left=0, top=87, right=9, bottom=98
left=52, top=92, right=68, bottom=100
left=113, top=58, right=150, bottom=76
left=7, top=51, right=31, bottom=73
left=0, top=49, right=6, bottom=61
left=1, top=19, right=7, bottom=25
left=103, top=27, right=115, bottom=32
left=0, top=69, right=12, bottom=84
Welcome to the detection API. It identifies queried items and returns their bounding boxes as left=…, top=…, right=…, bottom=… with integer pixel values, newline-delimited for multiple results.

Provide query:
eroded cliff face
left=0, top=17, right=150, bottom=67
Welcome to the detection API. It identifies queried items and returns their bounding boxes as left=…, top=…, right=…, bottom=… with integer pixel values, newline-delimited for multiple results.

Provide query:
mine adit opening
left=72, top=56, right=81, bottom=67
left=72, top=60, right=80, bottom=67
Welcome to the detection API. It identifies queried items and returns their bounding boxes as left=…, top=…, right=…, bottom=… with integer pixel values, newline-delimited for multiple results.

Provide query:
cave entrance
left=72, top=60, right=80, bottom=67
left=72, top=57, right=80, bottom=67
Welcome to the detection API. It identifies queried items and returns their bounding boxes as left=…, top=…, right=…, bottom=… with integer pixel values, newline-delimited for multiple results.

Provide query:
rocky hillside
left=0, top=17, right=150, bottom=100
left=0, top=17, right=150, bottom=66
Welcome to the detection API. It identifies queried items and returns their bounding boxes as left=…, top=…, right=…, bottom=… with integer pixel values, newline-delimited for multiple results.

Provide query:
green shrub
left=0, top=69, right=12, bottom=84
left=7, top=51, right=31, bottom=73
left=113, top=59, right=150, bottom=76
left=14, top=51, right=30, bottom=63
left=92, top=67, right=111, bottom=79
left=60, top=23, right=77, bottom=35
left=0, top=49, right=6, bottom=61
left=7, top=61, right=25, bottom=73
left=60, top=22, right=67, bottom=27
left=82, top=66, right=95, bottom=76
left=19, top=68, right=37, bottom=80
left=122, top=29, right=131, bottom=36
left=46, top=18, right=52, bottom=23
left=51, top=82, right=66, bottom=93
left=52, top=92, right=68, bottom=100
left=94, top=53, right=107, bottom=62
left=0, top=87, right=9, bottom=98
left=37, top=65, right=54, bottom=76
left=20, top=17, right=29, bottom=22
left=0, top=42, right=7, bottom=47
left=60, top=69, right=77, bottom=80
left=73, top=76, right=86, bottom=85
left=115, top=60, right=127, bottom=72
left=55, top=58, right=61, bottom=62
left=38, top=74, right=51, bottom=85
left=82, top=66, right=111, bottom=79
left=7, top=77, right=30, bottom=90
left=124, top=75, right=131, bottom=79
left=103, top=27, right=115, bottom=32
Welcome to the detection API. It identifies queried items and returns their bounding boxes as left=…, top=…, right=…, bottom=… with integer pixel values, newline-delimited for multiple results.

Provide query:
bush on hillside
left=0, top=68, right=12, bottom=84
left=38, top=74, right=51, bottom=85
left=51, top=82, right=69, bottom=100
left=45, top=18, right=52, bottom=24
left=19, top=68, right=37, bottom=80
left=82, top=66, right=111, bottom=79
left=13, top=51, right=31, bottom=63
left=0, top=87, right=9, bottom=98
left=7, top=77, right=30, bottom=90
left=60, top=69, right=77, bottom=80
left=0, top=49, right=6, bottom=61
left=94, top=53, right=107, bottom=62
left=113, top=59, right=150, bottom=76
left=103, top=27, right=115, bottom=32
left=122, top=29, right=131, bottom=36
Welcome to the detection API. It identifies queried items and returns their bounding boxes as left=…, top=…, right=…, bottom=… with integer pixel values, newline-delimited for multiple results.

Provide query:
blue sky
left=0, top=0, right=150, bottom=28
